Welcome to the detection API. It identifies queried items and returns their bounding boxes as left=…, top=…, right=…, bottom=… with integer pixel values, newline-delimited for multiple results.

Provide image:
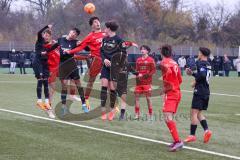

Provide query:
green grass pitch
left=0, top=72, right=239, bottom=160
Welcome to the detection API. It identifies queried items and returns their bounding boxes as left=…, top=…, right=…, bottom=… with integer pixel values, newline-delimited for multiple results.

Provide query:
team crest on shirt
left=96, top=38, right=103, bottom=43
left=200, top=67, right=206, bottom=72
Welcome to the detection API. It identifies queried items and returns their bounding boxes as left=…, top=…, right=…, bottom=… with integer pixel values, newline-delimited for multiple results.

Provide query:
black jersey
left=35, top=25, right=49, bottom=61
left=47, top=37, right=78, bottom=62
left=118, top=60, right=137, bottom=81
left=193, top=60, right=211, bottom=96
left=101, top=35, right=126, bottom=62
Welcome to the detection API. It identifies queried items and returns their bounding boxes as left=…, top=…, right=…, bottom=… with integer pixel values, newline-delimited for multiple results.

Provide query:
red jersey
left=160, top=58, right=182, bottom=99
left=68, top=31, right=105, bottom=58
left=44, top=43, right=60, bottom=71
left=136, top=56, right=156, bottom=85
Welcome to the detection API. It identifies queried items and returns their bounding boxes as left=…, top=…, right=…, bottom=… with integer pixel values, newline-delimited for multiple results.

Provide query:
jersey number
left=206, top=70, right=211, bottom=84
left=174, top=65, right=179, bottom=76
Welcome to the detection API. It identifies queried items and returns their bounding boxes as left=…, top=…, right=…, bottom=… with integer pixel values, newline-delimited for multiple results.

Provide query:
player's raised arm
left=121, top=41, right=138, bottom=52
left=37, top=25, right=52, bottom=43
left=74, top=54, right=91, bottom=61
left=37, top=25, right=48, bottom=42
left=67, top=34, right=91, bottom=55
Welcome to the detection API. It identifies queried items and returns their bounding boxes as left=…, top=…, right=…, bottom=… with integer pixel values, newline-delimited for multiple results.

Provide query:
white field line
left=181, top=90, right=240, bottom=98
left=0, top=108, right=239, bottom=160
left=0, top=81, right=35, bottom=84
left=0, top=81, right=240, bottom=98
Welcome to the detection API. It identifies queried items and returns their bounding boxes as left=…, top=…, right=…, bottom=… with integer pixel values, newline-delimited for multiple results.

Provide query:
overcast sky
left=11, top=0, right=239, bottom=11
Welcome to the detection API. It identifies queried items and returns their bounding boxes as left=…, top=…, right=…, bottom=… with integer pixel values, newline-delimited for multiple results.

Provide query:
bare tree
left=0, top=0, right=14, bottom=15
left=207, top=2, right=232, bottom=46
left=24, top=0, right=63, bottom=22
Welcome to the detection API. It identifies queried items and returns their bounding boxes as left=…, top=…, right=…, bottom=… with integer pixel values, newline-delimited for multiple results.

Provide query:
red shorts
left=134, top=85, right=152, bottom=96
left=162, top=92, right=181, bottom=113
left=48, top=67, right=59, bottom=83
left=89, top=56, right=102, bottom=77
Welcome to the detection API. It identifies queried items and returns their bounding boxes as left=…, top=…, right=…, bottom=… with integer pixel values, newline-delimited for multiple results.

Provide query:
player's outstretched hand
left=48, top=24, right=53, bottom=29
left=186, top=68, right=193, bottom=76
left=104, top=59, right=111, bottom=67
left=41, top=51, right=47, bottom=55
left=63, top=49, right=70, bottom=54
left=87, top=54, right=93, bottom=59
left=137, top=73, right=143, bottom=78
left=77, top=41, right=81, bottom=46
left=132, top=42, right=138, bottom=48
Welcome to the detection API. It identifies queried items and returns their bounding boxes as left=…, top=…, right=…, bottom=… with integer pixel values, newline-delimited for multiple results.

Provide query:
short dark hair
left=72, top=28, right=80, bottom=36
left=89, top=16, right=100, bottom=26
left=105, top=21, right=119, bottom=32
left=199, top=47, right=211, bottom=57
left=43, top=29, right=52, bottom=35
left=160, top=45, right=172, bottom=58
left=140, top=45, right=151, bottom=53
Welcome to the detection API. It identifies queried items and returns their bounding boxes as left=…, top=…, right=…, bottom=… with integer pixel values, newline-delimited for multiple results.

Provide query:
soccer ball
left=84, top=3, right=96, bottom=14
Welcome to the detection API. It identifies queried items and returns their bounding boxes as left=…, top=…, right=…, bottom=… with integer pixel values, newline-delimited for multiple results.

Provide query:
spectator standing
left=223, top=54, right=232, bottom=77
left=178, top=56, right=186, bottom=75
left=30, top=50, right=35, bottom=68
left=234, top=56, right=240, bottom=77
left=187, top=55, right=196, bottom=70
left=9, top=49, right=18, bottom=74
left=18, top=50, right=27, bottom=74
left=213, top=56, right=222, bottom=76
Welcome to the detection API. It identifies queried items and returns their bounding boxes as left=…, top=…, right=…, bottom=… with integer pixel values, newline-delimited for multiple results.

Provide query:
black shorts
left=59, top=59, right=80, bottom=80
left=116, top=72, right=128, bottom=97
left=100, top=65, right=111, bottom=80
left=100, top=65, right=120, bottom=81
left=192, top=94, right=210, bottom=111
left=33, top=59, right=49, bottom=79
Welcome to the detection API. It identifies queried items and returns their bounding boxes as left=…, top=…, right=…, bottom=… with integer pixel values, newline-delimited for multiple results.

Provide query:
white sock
left=45, top=99, right=49, bottom=104
left=37, top=99, right=42, bottom=103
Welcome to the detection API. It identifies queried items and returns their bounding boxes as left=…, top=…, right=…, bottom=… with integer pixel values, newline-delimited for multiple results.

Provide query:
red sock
left=85, top=88, right=91, bottom=100
left=148, top=106, right=153, bottom=115
left=135, top=106, right=140, bottom=115
left=166, top=120, right=180, bottom=142
left=70, top=88, right=75, bottom=95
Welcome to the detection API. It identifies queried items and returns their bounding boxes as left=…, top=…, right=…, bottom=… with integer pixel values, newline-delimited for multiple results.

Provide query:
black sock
left=110, top=90, right=117, bottom=109
left=121, top=109, right=125, bottom=116
left=43, top=80, right=49, bottom=99
left=61, top=89, right=67, bottom=105
left=76, top=85, right=85, bottom=104
left=200, top=120, right=208, bottom=131
left=37, top=80, right=43, bottom=99
left=100, top=87, right=108, bottom=107
left=190, top=124, right=197, bottom=135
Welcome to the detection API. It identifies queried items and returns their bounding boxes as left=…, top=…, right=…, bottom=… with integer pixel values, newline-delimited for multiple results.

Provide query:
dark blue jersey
left=193, top=60, right=211, bottom=96
left=46, top=37, right=78, bottom=62
left=35, top=26, right=49, bottom=61
left=57, top=37, right=78, bottom=62
left=101, top=35, right=126, bottom=62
